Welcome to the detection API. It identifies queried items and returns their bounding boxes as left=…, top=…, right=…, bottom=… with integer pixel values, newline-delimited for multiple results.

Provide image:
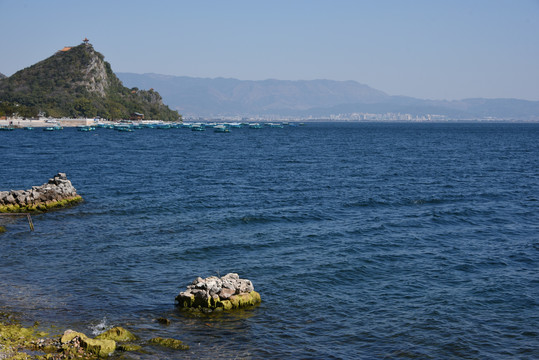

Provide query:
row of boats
left=0, top=121, right=304, bottom=132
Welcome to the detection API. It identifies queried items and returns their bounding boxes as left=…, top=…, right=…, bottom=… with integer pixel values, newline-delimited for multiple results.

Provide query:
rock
left=80, top=336, right=116, bottom=357
left=61, top=329, right=116, bottom=357
left=117, top=343, right=142, bottom=352
left=192, top=277, right=204, bottom=285
left=95, top=326, right=136, bottom=342
left=0, top=173, right=82, bottom=213
left=5, top=194, right=15, bottom=204
left=236, top=279, right=254, bottom=294
left=175, top=273, right=261, bottom=311
left=156, top=317, right=171, bottom=325
left=219, top=287, right=235, bottom=299
left=149, top=337, right=189, bottom=350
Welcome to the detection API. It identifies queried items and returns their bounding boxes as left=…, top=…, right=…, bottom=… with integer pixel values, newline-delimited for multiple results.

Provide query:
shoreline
left=0, top=309, right=189, bottom=359
left=0, top=118, right=96, bottom=128
left=0, top=118, right=174, bottom=128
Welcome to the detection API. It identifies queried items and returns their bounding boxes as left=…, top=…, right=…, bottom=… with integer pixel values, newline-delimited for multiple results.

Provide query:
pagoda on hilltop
left=83, top=37, right=90, bottom=45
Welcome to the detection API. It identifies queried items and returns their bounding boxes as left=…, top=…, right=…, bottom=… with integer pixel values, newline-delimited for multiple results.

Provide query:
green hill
left=0, top=42, right=180, bottom=121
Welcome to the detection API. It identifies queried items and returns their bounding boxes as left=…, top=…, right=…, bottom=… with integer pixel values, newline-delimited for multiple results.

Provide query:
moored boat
left=77, top=125, right=95, bottom=132
left=191, top=124, right=205, bottom=131
left=214, top=125, right=230, bottom=133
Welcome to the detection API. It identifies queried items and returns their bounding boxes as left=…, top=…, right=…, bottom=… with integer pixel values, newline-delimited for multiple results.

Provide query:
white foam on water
left=90, top=317, right=111, bottom=336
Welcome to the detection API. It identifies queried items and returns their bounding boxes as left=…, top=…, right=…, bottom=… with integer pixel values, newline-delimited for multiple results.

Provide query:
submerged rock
left=175, top=273, right=261, bottom=312
left=117, top=343, right=142, bottom=352
left=149, top=337, right=189, bottom=350
left=0, top=173, right=82, bottom=213
left=156, top=317, right=171, bottom=325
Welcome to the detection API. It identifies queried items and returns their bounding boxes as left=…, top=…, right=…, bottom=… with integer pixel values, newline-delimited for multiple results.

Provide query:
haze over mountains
left=117, top=72, right=539, bottom=120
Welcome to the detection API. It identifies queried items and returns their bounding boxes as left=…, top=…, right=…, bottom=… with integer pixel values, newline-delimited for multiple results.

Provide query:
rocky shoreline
left=0, top=173, right=82, bottom=213
left=1, top=274, right=260, bottom=358
left=0, top=320, right=187, bottom=359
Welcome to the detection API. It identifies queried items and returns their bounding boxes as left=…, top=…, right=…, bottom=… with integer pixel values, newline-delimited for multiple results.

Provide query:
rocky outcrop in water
left=0, top=173, right=82, bottom=212
left=175, top=273, right=261, bottom=312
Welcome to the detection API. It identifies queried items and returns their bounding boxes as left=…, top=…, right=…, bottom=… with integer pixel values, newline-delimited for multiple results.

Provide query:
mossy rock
left=61, top=330, right=116, bottom=357
left=0, top=204, right=21, bottom=213
left=0, top=322, right=40, bottom=359
left=178, top=291, right=262, bottom=312
left=0, top=226, right=6, bottom=233
left=0, top=196, right=83, bottom=214
left=149, top=337, right=189, bottom=350
left=116, top=343, right=142, bottom=352
left=95, top=326, right=136, bottom=342
left=0, top=321, right=37, bottom=344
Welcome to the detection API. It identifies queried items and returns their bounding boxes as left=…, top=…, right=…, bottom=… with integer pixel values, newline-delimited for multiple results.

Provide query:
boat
left=0, top=126, right=14, bottom=131
left=43, top=127, right=55, bottom=131
left=24, top=127, right=34, bottom=130
left=115, top=125, right=133, bottom=132
left=77, top=126, right=95, bottom=132
left=214, top=125, right=230, bottom=133
left=191, top=124, right=205, bottom=131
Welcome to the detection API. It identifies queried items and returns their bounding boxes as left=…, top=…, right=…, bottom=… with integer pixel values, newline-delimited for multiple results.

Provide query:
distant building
left=58, top=47, right=72, bottom=52
left=130, top=112, right=144, bottom=120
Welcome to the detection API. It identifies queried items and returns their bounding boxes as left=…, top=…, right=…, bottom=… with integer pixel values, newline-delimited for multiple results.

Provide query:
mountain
left=117, top=72, right=539, bottom=120
left=0, top=73, right=6, bottom=80
left=117, top=73, right=390, bottom=116
left=0, top=43, right=179, bottom=121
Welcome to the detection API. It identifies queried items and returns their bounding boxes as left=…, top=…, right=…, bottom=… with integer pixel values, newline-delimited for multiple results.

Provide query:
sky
left=1, top=0, right=538, bottom=101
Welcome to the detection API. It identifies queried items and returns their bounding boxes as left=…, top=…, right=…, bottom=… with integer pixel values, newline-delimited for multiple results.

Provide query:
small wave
left=90, top=316, right=112, bottom=336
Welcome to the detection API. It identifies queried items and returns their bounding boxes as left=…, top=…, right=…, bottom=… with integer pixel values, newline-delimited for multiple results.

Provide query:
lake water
left=0, top=122, right=538, bottom=359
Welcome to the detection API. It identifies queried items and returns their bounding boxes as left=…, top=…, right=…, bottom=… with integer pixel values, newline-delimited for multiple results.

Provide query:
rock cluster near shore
left=0, top=319, right=190, bottom=360
left=175, top=273, right=261, bottom=312
left=0, top=173, right=82, bottom=213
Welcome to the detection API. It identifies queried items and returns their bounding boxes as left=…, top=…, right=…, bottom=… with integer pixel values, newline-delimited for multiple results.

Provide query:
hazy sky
left=1, top=0, right=538, bottom=100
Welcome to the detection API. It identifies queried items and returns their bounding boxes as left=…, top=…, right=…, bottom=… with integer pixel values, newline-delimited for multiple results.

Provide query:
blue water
left=0, top=123, right=538, bottom=359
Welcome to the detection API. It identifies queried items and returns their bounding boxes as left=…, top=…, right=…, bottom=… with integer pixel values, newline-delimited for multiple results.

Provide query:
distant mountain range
left=117, top=72, right=539, bottom=120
